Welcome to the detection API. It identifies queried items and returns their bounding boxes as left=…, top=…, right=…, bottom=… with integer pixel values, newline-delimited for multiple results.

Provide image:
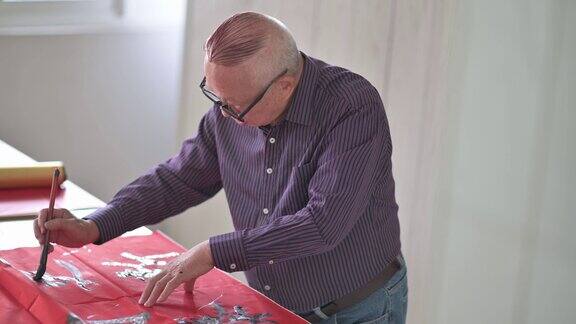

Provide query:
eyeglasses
left=199, top=69, right=288, bottom=122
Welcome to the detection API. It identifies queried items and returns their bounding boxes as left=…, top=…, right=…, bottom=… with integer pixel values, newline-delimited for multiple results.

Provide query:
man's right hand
left=33, top=208, right=100, bottom=251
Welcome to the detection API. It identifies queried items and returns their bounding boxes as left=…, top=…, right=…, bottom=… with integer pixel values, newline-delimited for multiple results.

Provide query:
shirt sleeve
left=209, top=104, right=391, bottom=272
left=85, top=108, right=223, bottom=244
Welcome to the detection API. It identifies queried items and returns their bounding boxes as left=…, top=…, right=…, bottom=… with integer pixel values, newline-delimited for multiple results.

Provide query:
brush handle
left=33, top=168, right=60, bottom=281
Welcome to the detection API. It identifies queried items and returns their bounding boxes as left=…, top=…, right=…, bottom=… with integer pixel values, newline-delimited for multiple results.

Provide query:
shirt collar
left=282, top=52, right=318, bottom=126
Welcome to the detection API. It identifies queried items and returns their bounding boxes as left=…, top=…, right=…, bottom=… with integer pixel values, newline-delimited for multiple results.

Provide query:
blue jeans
left=299, top=258, right=408, bottom=324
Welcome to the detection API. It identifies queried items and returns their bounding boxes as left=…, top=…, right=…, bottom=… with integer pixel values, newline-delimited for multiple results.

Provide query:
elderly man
left=34, top=12, right=407, bottom=323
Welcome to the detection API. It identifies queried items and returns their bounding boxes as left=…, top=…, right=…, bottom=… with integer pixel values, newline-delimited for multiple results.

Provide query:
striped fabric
left=86, top=52, right=401, bottom=313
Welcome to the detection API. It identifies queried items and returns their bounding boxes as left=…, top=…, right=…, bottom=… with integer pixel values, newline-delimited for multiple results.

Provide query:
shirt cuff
left=82, top=204, right=126, bottom=245
left=209, top=230, right=249, bottom=272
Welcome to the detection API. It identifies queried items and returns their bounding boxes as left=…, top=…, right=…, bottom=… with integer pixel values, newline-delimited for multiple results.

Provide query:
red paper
left=0, top=285, right=40, bottom=323
left=0, top=231, right=308, bottom=323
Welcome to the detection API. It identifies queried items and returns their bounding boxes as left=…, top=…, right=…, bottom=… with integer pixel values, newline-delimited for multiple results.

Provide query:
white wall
left=0, top=1, right=185, bottom=203
left=433, top=1, right=576, bottom=324
left=174, top=1, right=576, bottom=323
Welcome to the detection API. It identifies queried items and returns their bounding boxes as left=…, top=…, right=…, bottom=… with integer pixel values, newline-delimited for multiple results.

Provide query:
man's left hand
left=139, top=240, right=214, bottom=307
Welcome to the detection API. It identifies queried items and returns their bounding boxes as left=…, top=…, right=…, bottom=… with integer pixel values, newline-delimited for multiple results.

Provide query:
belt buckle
left=300, top=301, right=338, bottom=323
left=320, top=301, right=339, bottom=317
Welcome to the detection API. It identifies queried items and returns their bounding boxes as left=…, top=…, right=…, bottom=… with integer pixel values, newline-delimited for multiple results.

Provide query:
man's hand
left=139, top=240, right=214, bottom=307
left=33, top=208, right=100, bottom=251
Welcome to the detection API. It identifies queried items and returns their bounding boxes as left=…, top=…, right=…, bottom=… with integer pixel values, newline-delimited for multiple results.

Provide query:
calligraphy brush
left=33, top=168, right=60, bottom=281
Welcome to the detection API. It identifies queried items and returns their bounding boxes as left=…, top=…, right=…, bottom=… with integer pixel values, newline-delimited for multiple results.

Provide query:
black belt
left=300, top=256, right=403, bottom=323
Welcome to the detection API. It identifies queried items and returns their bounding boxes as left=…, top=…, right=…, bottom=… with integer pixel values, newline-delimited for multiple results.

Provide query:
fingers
left=44, top=218, right=72, bottom=232
left=145, top=275, right=171, bottom=307
left=37, top=209, right=48, bottom=235
left=34, top=218, right=63, bottom=245
left=45, top=243, right=54, bottom=254
left=138, top=246, right=210, bottom=307
left=141, top=272, right=172, bottom=307
left=140, top=269, right=185, bottom=307
left=44, top=218, right=78, bottom=246
left=139, top=270, right=165, bottom=305
left=37, top=209, right=70, bottom=235
left=33, top=218, right=43, bottom=243
left=156, top=276, right=182, bottom=303
left=183, top=278, right=196, bottom=293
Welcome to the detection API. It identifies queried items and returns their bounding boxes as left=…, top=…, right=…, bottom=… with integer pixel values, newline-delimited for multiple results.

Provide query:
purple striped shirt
left=86, top=52, right=401, bottom=312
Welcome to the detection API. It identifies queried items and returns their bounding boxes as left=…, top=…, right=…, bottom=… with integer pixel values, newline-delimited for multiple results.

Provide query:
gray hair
left=205, top=12, right=300, bottom=85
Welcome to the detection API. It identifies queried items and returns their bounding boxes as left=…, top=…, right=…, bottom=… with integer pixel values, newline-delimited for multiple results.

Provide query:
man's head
left=201, top=12, right=302, bottom=127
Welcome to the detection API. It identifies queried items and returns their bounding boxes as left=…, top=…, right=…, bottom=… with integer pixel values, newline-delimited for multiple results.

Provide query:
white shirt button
left=230, top=263, right=236, bottom=270
left=263, top=208, right=269, bottom=215
left=268, top=260, right=274, bottom=265
left=269, top=137, right=276, bottom=144
left=264, top=285, right=271, bottom=291
left=266, top=168, right=273, bottom=174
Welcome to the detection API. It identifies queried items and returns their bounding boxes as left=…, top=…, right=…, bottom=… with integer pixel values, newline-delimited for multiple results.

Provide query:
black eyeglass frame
left=199, top=69, right=288, bottom=122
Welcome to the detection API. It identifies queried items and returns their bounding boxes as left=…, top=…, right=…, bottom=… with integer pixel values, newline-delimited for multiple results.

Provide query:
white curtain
left=169, top=1, right=576, bottom=323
